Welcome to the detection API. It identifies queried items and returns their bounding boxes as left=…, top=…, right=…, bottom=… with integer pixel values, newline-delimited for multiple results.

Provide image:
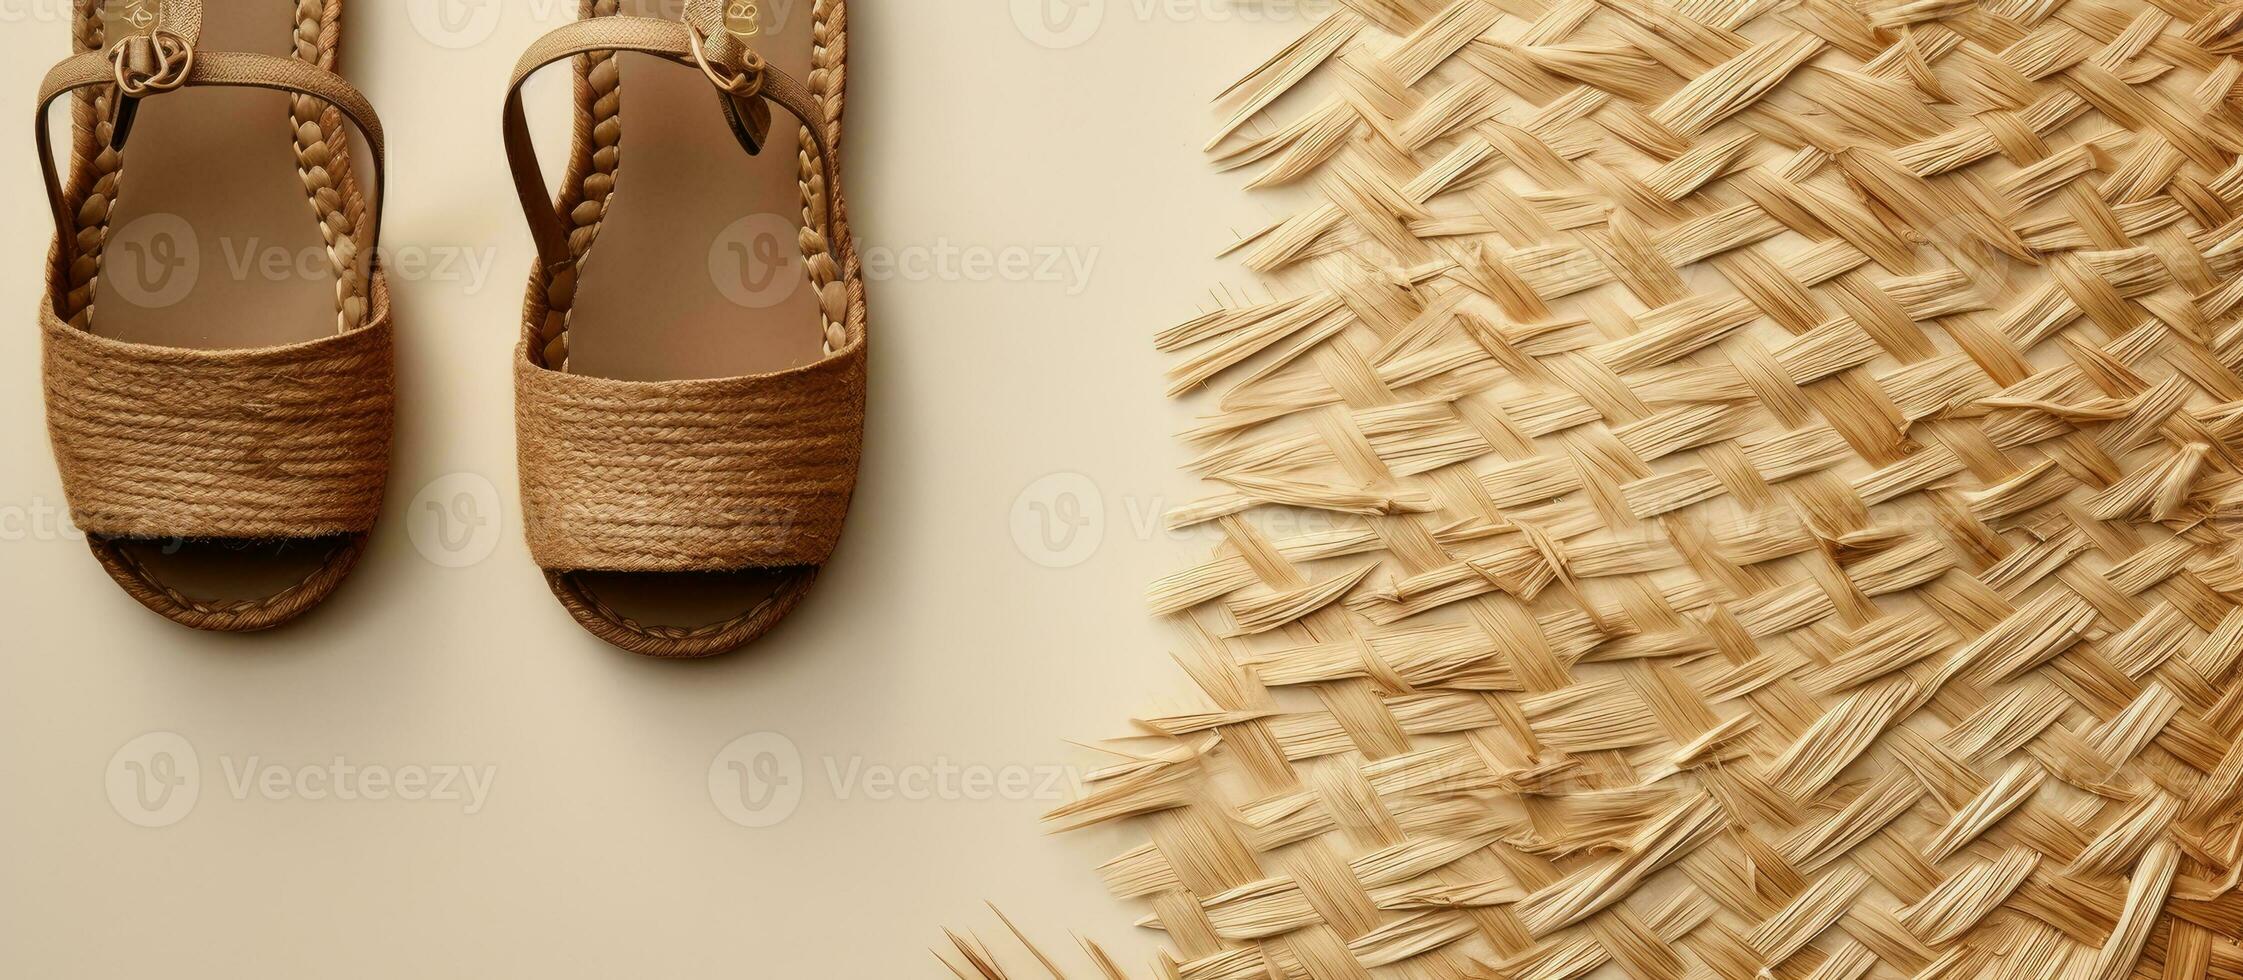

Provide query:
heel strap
left=34, top=46, right=387, bottom=273
left=499, top=15, right=848, bottom=280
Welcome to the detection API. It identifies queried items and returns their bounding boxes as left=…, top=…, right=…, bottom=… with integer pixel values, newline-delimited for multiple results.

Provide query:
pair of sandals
left=34, top=0, right=866, bottom=658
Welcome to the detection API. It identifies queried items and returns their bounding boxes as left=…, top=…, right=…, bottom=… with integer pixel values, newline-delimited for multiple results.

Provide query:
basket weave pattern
left=1054, top=0, right=2243, bottom=976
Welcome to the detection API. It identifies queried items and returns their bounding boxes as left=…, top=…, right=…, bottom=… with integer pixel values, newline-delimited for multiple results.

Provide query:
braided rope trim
left=801, top=0, right=849, bottom=355
left=59, top=0, right=117, bottom=328
left=535, top=0, right=625, bottom=370
left=290, top=0, right=369, bottom=334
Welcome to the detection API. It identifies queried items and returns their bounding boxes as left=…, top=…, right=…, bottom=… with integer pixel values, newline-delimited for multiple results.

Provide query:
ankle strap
left=500, top=15, right=848, bottom=279
left=34, top=46, right=387, bottom=275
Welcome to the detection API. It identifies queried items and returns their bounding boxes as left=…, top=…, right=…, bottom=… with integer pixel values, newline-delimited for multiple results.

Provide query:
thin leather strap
left=501, top=15, right=844, bottom=277
left=34, top=48, right=386, bottom=270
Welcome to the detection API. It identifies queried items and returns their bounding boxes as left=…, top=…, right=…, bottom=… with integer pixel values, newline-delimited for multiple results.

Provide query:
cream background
left=0, top=1, right=1308, bottom=975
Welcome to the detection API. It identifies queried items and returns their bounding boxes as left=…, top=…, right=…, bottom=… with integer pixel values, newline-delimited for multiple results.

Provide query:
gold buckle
left=108, top=29, right=193, bottom=98
left=686, top=24, right=765, bottom=98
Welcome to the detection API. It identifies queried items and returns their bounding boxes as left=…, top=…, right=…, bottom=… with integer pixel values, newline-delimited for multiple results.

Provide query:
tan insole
left=560, top=0, right=827, bottom=632
left=565, top=0, right=825, bottom=382
left=94, top=4, right=338, bottom=349
left=92, top=2, right=351, bottom=601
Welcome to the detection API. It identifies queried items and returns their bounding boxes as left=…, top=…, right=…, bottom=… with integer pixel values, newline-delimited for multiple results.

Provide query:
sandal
left=501, top=0, right=866, bottom=657
left=35, top=0, right=391, bottom=632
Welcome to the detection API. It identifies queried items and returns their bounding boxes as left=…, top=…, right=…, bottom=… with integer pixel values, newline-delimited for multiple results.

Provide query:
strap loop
left=109, top=29, right=192, bottom=97
left=682, top=11, right=774, bottom=155
left=687, top=26, right=765, bottom=97
left=104, top=29, right=195, bottom=150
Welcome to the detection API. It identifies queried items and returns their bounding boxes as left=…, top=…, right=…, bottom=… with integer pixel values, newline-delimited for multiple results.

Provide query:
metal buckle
left=103, top=30, right=192, bottom=150
left=686, top=23, right=765, bottom=98
left=108, top=29, right=193, bottom=98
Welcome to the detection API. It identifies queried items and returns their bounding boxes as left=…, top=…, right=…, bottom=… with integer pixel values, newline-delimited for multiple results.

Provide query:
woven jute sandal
left=502, top=0, right=865, bottom=658
left=35, top=0, right=391, bottom=632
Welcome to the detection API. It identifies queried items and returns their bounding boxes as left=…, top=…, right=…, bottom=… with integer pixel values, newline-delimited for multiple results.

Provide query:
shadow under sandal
left=35, top=0, right=392, bottom=631
left=502, top=0, right=866, bottom=658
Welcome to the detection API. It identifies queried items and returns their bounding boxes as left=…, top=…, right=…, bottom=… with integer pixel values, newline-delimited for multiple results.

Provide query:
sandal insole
left=565, top=0, right=826, bottom=382
left=94, top=2, right=339, bottom=350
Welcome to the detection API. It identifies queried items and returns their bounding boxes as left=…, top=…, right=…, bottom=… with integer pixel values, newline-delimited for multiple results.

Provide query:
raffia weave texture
left=41, top=294, right=393, bottom=539
left=514, top=331, right=865, bottom=572
left=1050, top=0, right=2243, bottom=977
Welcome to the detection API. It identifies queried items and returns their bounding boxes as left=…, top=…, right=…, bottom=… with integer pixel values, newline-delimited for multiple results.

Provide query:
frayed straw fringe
left=934, top=907, right=1135, bottom=979
left=988, top=0, right=2243, bottom=974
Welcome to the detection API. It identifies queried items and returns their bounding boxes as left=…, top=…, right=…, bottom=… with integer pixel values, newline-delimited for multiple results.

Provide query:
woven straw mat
left=1030, top=0, right=2243, bottom=978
